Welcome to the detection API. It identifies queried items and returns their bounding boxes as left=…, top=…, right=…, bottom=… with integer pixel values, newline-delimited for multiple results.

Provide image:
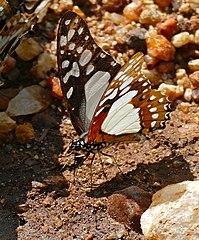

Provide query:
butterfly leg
left=98, top=153, right=108, bottom=180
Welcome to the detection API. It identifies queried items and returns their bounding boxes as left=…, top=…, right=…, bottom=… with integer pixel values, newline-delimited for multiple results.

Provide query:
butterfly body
left=57, top=11, right=173, bottom=156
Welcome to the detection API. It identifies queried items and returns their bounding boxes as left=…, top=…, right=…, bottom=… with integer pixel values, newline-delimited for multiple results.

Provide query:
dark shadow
left=0, top=109, right=67, bottom=240
left=87, top=154, right=194, bottom=198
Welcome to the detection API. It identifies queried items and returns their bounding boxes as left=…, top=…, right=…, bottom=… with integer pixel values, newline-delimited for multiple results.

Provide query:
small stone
left=195, top=29, right=199, bottom=44
left=32, top=112, right=57, bottom=130
left=0, top=112, right=16, bottom=133
left=15, top=123, right=35, bottom=144
left=41, top=225, right=49, bottom=233
left=154, top=0, right=172, bottom=8
left=141, top=181, right=199, bottom=240
left=171, top=32, right=191, bottom=48
left=156, top=18, right=179, bottom=39
left=158, top=83, right=184, bottom=99
left=156, top=61, right=175, bottom=73
left=1, top=56, right=16, bottom=75
left=146, top=35, right=175, bottom=61
left=31, top=180, right=48, bottom=189
left=184, top=88, right=193, bottom=101
left=0, top=88, right=19, bottom=111
left=192, top=89, right=199, bottom=102
left=139, top=4, right=163, bottom=25
left=123, top=2, right=142, bottom=22
left=31, top=51, right=57, bottom=79
left=15, top=38, right=43, bottom=61
left=17, top=203, right=29, bottom=213
left=54, top=217, right=63, bottom=230
left=189, top=71, right=199, bottom=88
left=6, top=85, right=51, bottom=117
left=108, top=186, right=152, bottom=231
left=188, top=59, right=199, bottom=71
left=102, top=0, right=127, bottom=13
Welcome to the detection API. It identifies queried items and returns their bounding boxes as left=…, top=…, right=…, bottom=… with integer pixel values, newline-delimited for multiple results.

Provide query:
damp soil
left=0, top=103, right=199, bottom=240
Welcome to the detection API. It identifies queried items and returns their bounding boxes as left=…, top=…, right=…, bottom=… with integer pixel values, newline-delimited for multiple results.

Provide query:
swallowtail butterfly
left=57, top=11, right=173, bottom=158
left=0, top=0, right=50, bottom=72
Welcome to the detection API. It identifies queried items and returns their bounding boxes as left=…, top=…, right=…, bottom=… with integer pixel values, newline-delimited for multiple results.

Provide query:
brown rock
left=156, top=61, right=175, bottom=73
left=107, top=186, right=152, bottom=232
left=189, top=71, right=199, bottom=89
left=15, top=123, right=35, bottom=144
left=154, top=0, right=172, bottom=9
left=0, top=112, right=16, bottom=133
left=146, top=35, right=175, bottom=61
left=156, top=18, right=179, bottom=39
left=102, top=0, right=127, bottom=13
left=0, top=88, right=19, bottom=111
left=123, top=2, right=142, bottom=22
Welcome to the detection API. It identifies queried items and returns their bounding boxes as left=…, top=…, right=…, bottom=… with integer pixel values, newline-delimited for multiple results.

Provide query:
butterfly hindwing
left=57, top=11, right=121, bottom=135
left=88, top=52, right=172, bottom=143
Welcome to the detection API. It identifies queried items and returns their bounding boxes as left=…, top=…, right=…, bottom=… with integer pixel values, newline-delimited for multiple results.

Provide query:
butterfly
left=57, top=11, right=173, bottom=160
left=0, top=0, right=50, bottom=73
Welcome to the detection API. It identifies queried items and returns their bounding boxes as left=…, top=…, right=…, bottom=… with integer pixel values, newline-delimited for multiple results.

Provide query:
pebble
left=6, top=85, right=51, bottom=117
left=15, top=38, right=43, bottom=61
left=158, top=83, right=184, bottom=98
left=184, top=88, right=193, bottom=101
left=156, top=17, right=179, bottom=39
left=31, top=51, right=57, bottom=79
left=123, top=2, right=142, bottom=22
left=156, top=61, right=175, bottom=73
left=146, top=35, right=175, bottom=61
left=15, top=123, right=35, bottom=144
left=139, top=4, right=163, bottom=25
left=192, top=89, right=199, bottom=102
left=154, top=0, right=172, bottom=8
left=171, top=32, right=190, bottom=48
left=141, top=181, right=199, bottom=240
left=0, top=88, right=19, bottom=111
left=189, top=71, right=199, bottom=88
left=188, top=59, right=199, bottom=71
left=0, top=112, right=16, bottom=133
left=107, top=186, right=151, bottom=231
left=195, top=29, right=199, bottom=44
left=102, top=0, right=127, bottom=13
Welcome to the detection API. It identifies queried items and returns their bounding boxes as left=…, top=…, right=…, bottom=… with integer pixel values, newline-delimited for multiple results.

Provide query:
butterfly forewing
left=88, top=52, right=172, bottom=144
left=57, top=11, right=121, bottom=136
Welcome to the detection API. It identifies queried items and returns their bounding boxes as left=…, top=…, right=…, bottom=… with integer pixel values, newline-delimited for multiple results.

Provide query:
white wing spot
left=86, top=64, right=94, bottom=75
left=66, top=87, right=73, bottom=99
left=149, top=107, right=157, bottom=112
left=79, top=49, right=92, bottom=66
left=74, top=18, right=78, bottom=24
left=123, top=64, right=132, bottom=73
left=60, top=35, right=67, bottom=47
left=77, top=46, right=83, bottom=53
left=100, top=53, right=106, bottom=58
left=71, top=62, right=80, bottom=77
left=158, top=97, right=164, bottom=103
left=60, top=50, right=64, bottom=54
left=142, top=82, right=148, bottom=87
left=138, top=77, right=144, bottom=82
left=104, top=88, right=114, bottom=96
left=150, top=95, right=156, bottom=100
left=99, top=88, right=118, bottom=106
left=69, top=43, right=76, bottom=50
left=95, top=107, right=105, bottom=117
left=68, top=29, right=75, bottom=41
left=119, top=86, right=131, bottom=96
left=111, top=61, right=117, bottom=66
left=78, top=27, right=83, bottom=35
left=115, top=71, right=124, bottom=80
left=152, top=113, right=159, bottom=119
left=65, top=19, right=71, bottom=25
left=120, top=76, right=134, bottom=90
left=85, top=35, right=89, bottom=40
left=151, top=121, right=156, bottom=128
left=62, top=60, right=70, bottom=68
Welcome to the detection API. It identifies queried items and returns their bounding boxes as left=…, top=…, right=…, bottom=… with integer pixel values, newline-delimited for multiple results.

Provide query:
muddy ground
left=0, top=102, right=199, bottom=239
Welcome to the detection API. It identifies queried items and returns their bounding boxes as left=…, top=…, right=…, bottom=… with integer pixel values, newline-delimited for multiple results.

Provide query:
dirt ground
left=1, top=2, right=199, bottom=240
left=0, top=101, right=198, bottom=239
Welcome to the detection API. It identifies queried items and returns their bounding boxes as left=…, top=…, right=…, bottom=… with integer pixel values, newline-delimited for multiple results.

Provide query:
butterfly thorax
left=69, top=139, right=109, bottom=154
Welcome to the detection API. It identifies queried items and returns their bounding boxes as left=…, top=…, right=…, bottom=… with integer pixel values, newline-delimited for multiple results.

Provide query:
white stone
left=141, top=181, right=199, bottom=240
left=171, top=32, right=190, bottom=48
left=188, top=59, right=199, bottom=71
left=6, top=85, right=51, bottom=116
left=0, top=112, right=16, bottom=133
